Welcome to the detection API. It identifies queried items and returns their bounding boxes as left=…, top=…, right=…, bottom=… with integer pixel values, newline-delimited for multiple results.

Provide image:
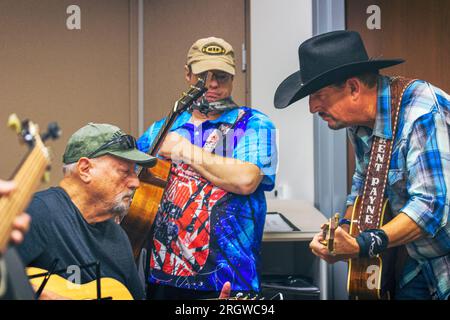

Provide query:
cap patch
left=202, top=43, right=226, bottom=55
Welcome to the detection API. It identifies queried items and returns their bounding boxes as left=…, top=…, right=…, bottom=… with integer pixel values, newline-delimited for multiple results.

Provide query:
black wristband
left=338, top=218, right=351, bottom=227
left=356, top=229, right=389, bottom=258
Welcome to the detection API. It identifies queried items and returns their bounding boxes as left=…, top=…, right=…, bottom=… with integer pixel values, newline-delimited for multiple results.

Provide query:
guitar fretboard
left=0, top=139, right=49, bottom=249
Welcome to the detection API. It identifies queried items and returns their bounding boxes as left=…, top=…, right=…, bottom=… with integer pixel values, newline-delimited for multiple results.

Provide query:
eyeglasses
left=197, top=71, right=233, bottom=84
left=87, top=134, right=137, bottom=158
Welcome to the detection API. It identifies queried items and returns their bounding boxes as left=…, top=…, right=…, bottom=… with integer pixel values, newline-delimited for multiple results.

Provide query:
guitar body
left=347, top=196, right=397, bottom=299
left=121, top=158, right=171, bottom=259
left=27, top=267, right=133, bottom=300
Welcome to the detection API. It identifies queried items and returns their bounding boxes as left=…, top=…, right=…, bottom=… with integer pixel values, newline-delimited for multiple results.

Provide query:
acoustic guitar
left=347, top=196, right=397, bottom=300
left=121, top=74, right=208, bottom=259
left=26, top=267, right=133, bottom=300
left=320, top=198, right=397, bottom=300
left=0, top=115, right=60, bottom=299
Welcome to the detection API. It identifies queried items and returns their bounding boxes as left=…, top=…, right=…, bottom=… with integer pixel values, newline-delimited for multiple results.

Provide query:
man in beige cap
left=138, top=37, right=278, bottom=299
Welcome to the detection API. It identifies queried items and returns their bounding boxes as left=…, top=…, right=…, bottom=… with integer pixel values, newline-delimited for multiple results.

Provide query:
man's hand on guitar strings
left=310, top=227, right=359, bottom=264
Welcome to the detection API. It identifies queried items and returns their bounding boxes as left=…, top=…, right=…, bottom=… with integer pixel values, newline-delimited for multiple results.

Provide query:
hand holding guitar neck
left=320, top=213, right=340, bottom=255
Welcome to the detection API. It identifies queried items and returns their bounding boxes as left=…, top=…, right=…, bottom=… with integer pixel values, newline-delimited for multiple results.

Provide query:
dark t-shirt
left=17, top=187, right=145, bottom=300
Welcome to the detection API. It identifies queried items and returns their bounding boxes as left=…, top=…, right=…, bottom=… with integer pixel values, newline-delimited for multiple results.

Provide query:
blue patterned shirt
left=137, top=106, right=277, bottom=292
left=347, top=76, right=450, bottom=299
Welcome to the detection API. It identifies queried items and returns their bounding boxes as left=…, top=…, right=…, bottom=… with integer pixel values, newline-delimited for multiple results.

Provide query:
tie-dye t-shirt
left=137, top=106, right=277, bottom=292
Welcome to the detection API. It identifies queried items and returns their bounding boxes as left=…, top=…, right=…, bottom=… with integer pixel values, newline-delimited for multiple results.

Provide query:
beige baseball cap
left=186, top=37, right=235, bottom=75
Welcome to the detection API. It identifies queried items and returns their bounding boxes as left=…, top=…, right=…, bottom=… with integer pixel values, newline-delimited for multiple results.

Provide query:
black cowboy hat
left=274, top=30, right=405, bottom=109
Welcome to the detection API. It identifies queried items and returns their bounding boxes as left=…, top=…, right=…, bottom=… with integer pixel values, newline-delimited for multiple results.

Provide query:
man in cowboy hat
left=275, top=30, right=449, bottom=300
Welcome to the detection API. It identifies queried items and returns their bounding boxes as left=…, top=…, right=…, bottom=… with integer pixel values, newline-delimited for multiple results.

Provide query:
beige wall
left=0, top=0, right=248, bottom=188
left=143, top=0, right=247, bottom=129
left=0, top=0, right=137, bottom=186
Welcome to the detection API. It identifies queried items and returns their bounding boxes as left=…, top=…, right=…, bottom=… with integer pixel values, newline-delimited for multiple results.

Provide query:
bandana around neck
left=191, top=96, right=238, bottom=115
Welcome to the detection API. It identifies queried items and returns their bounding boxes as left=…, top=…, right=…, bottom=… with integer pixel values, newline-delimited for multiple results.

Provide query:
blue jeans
left=395, top=270, right=433, bottom=300
left=395, top=256, right=435, bottom=300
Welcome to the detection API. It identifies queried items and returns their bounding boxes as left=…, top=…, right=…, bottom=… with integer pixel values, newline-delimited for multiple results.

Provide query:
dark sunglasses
left=197, top=71, right=233, bottom=84
left=87, top=134, right=137, bottom=158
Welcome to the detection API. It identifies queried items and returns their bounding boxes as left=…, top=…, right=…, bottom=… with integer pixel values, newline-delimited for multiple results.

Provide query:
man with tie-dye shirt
left=276, top=31, right=449, bottom=300
left=138, top=37, right=277, bottom=299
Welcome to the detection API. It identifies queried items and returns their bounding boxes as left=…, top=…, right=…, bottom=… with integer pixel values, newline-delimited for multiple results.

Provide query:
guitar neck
left=0, top=139, right=49, bottom=249
left=147, top=74, right=207, bottom=157
left=148, top=105, right=179, bottom=156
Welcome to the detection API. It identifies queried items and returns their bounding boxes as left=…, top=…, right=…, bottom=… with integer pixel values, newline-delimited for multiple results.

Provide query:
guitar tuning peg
left=42, top=170, right=51, bottom=183
left=8, top=113, right=22, bottom=134
left=42, top=122, right=61, bottom=142
left=333, top=212, right=340, bottom=224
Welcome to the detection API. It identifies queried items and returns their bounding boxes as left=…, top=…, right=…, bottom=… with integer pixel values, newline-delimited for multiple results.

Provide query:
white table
left=263, top=199, right=327, bottom=242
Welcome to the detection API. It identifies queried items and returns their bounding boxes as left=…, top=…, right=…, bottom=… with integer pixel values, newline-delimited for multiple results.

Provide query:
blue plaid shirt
left=347, top=76, right=450, bottom=299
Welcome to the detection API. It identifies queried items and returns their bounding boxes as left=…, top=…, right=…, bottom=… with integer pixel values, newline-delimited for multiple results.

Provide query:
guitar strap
left=0, top=248, right=34, bottom=300
left=203, top=108, right=247, bottom=153
left=356, top=77, right=416, bottom=233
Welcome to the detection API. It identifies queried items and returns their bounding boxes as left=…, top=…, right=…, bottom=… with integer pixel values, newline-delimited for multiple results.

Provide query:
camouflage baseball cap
left=63, top=123, right=156, bottom=167
left=187, top=37, right=235, bottom=75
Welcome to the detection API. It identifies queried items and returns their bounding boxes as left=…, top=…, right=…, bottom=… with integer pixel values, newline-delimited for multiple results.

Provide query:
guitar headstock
left=320, top=213, right=340, bottom=254
left=174, top=72, right=208, bottom=114
left=8, top=114, right=61, bottom=147
left=8, top=114, right=61, bottom=182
